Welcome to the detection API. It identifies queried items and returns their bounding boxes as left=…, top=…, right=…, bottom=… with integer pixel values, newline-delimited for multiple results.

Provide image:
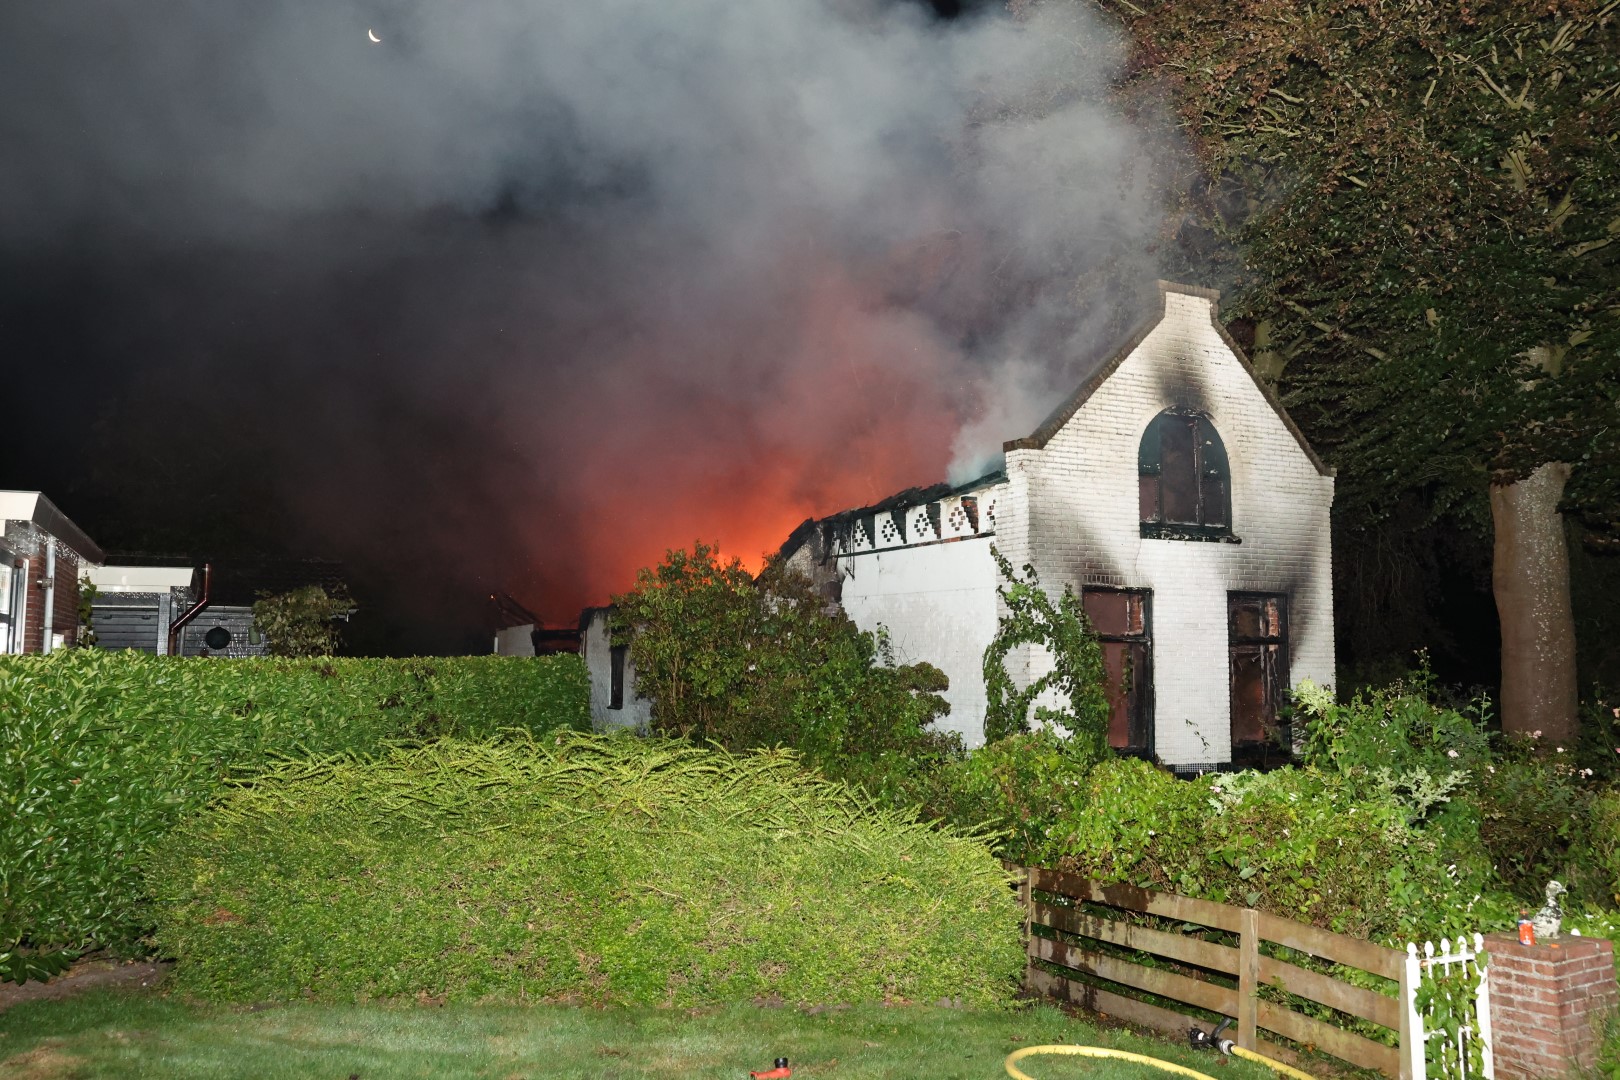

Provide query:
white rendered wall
left=997, top=287, right=1335, bottom=766
left=493, top=624, right=536, bottom=657
left=835, top=533, right=1000, bottom=746
left=580, top=608, right=651, bottom=732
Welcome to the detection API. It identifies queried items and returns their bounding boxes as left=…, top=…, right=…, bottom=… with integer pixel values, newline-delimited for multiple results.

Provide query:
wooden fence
left=1015, top=865, right=1414, bottom=1078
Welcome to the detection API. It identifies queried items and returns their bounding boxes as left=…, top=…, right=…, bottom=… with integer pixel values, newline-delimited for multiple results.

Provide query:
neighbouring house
left=85, top=560, right=197, bottom=654
left=0, top=491, right=105, bottom=654
left=774, top=281, right=1336, bottom=770
left=89, top=557, right=349, bottom=657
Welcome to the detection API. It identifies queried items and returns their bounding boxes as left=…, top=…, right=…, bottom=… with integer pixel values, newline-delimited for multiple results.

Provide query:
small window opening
left=609, top=644, right=628, bottom=710
left=1139, top=410, right=1234, bottom=541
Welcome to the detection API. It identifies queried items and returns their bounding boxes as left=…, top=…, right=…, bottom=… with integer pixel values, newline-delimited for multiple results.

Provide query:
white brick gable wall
left=994, top=283, right=1335, bottom=765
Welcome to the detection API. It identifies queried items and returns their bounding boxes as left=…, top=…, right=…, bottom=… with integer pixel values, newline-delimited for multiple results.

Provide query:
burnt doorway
left=1082, top=588, right=1152, bottom=755
left=1229, top=593, right=1289, bottom=764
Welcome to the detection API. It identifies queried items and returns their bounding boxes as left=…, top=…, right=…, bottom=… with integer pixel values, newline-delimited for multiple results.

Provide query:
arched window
left=1138, top=410, right=1234, bottom=541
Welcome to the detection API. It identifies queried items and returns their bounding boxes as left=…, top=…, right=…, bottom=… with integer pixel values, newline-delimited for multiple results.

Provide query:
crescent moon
left=367, top=28, right=381, bottom=43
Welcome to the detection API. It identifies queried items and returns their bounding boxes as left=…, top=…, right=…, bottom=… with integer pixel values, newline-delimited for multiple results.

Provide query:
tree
left=982, top=548, right=1111, bottom=761
left=252, top=585, right=354, bottom=657
left=611, top=543, right=957, bottom=792
left=1105, top=0, right=1620, bottom=740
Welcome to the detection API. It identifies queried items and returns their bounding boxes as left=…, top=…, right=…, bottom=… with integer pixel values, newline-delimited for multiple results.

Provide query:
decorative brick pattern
left=1486, top=932, right=1619, bottom=1078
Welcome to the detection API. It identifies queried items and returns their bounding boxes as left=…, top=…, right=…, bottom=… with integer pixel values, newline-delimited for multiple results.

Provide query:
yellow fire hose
left=1003, top=1044, right=1221, bottom=1079
left=1004, top=1040, right=1317, bottom=1080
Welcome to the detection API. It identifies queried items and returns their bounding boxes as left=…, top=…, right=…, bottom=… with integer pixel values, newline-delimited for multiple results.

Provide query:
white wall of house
left=995, top=284, right=1335, bottom=765
left=579, top=607, right=651, bottom=732
left=493, top=624, right=537, bottom=656
left=834, top=527, right=1002, bottom=745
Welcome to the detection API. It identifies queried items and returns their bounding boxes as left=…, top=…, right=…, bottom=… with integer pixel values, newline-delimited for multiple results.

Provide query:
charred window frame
left=1081, top=587, right=1153, bottom=757
left=1138, top=409, right=1236, bottom=542
left=609, top=644, right=628, bottom=710
left=1228, top=592, right=1290, bottom=765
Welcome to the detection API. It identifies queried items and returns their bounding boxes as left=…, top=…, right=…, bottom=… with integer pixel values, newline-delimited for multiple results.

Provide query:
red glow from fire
left=517, top=263, right=974, bottom=622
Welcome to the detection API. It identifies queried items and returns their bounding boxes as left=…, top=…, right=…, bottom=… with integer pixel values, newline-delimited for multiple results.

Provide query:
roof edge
left=1002, top=283, right=1174, bottom=452
left=775, top=468, right=1008, bottom=562
left=0, top=490, right=105, bottom=565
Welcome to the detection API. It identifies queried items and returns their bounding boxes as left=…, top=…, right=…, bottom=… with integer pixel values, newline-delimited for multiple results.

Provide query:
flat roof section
left=0, top=491, right=106, bottom=564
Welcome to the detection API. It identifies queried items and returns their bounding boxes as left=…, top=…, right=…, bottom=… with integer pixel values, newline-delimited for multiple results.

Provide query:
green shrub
left=0, top=649, right=589, bottom=962
left=924, top=730, right=1099, bottom=855
left=613, top=544, right=960, bottom=795
left=1000, top=757, right=1484, bottom=941
left=146, top=735, right=1023, bottom=1007
left=251, top=584, right=354, bottom=657
left=1295, top=673, right=1493, bottom=794
left=1578, top=694, right=1620, bottom=785
left=1588, top=790, right=1620, bottom=909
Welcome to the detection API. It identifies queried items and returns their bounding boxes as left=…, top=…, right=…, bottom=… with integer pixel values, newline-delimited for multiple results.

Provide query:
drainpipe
left=13, top=558, right=27, bottom=655
left=41, top=539, right=56, bottom=655
left=166, top=563, right=211, bottom=657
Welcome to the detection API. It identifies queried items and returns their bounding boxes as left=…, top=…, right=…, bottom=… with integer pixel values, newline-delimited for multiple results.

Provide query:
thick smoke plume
left=0, top=0, right=1179, bottom=645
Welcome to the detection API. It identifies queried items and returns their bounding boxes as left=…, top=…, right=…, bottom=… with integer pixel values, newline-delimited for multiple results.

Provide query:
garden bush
left=613, top=544, right=962, bottom=798
left=0, top=649, right=588, bottom=969
left=1588, top=789, right=1620, bottom=909
left=1000, top=756, right=1483, bottom=941
left=146, top=735, right=1023, bottom=1006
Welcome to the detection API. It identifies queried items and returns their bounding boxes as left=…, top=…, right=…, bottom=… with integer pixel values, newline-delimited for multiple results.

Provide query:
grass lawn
left=0, top=990, right=1281, bottom=1079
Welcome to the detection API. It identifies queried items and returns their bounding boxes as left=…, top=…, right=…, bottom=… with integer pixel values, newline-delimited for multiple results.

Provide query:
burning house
left=776, top=282, right=1336, bottom=770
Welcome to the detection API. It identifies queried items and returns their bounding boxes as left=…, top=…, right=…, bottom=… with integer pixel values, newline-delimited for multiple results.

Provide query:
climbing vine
left=981, top=547, right=1110, bottom=759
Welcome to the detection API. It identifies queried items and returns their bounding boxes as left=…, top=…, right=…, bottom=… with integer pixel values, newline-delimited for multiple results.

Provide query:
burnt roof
left=775, top=467, right=1006, bottom=561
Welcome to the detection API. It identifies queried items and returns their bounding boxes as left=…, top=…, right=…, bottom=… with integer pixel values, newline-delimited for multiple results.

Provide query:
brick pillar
left=1485, top=932, right=1618, bottom=1078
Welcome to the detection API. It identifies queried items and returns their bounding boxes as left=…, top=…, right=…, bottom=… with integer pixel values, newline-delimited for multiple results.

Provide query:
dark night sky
left=1, top=0, right=1180, bottom=654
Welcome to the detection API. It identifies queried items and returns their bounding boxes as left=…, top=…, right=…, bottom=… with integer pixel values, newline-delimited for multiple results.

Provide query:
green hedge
left=147, top=735, right=1023, bottom=1007
left=1, top=649, right=589, bottom=966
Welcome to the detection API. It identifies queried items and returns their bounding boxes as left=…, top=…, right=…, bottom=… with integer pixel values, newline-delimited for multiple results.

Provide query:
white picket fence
left=1402, top=934, right=1494, bottom=1080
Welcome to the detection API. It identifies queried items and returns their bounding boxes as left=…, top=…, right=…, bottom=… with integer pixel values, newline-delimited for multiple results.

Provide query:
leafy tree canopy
left=1112, top=0, right=1620, bottom=541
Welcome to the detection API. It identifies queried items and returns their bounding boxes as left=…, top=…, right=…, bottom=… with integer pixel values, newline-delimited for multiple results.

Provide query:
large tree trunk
left=1491, top=461, right=1578, bottom=744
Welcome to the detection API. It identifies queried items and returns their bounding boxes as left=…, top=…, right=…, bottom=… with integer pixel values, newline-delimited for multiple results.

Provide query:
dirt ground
left=0, top=958, right=170, bottom=1014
